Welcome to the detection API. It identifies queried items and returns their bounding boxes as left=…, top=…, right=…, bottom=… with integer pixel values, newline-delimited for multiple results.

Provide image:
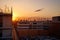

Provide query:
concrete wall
left=2, top=15, right=12, bottom=38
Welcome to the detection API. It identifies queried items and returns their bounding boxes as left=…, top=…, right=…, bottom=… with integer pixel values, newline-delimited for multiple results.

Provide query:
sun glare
left=12, top=11, right=17, bottom=21
left=12, top=16, right=16, bottom=21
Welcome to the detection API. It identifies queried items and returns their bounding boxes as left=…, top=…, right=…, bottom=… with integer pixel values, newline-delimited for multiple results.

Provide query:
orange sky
left=0, top=0, right=60, bottom=20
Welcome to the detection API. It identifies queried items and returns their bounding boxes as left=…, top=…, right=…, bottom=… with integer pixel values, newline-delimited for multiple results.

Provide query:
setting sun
left=12, top=16, right=16, bottom=21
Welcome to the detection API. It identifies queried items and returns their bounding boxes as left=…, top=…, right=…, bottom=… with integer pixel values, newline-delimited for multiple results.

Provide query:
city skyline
left=0, top=0, right=60, bottom=20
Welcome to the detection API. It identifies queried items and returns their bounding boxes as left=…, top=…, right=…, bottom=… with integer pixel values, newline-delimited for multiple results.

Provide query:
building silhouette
left=52, top=16, right=60, bottom=22
left=0, top=7, right=12, bottom=40
left=15, top=16, right=60, bottom=40
left=50, top=16, right=60, bottom=38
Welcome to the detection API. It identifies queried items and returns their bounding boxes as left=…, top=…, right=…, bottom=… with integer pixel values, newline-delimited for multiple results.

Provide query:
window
left=43, top=26, right=48, bottom=30
left=0, top=16, right=3, bottom=27
left=33, top=22, right=37, bottom=24
left=0, top=30, right=2, bottom=37
left=0, top=23, right=2, bottom=27
left=0, top=16, right=3, bottom=38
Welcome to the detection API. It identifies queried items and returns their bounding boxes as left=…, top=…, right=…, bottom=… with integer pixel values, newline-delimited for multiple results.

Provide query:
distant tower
left=0, top=7, right=13, bottom=40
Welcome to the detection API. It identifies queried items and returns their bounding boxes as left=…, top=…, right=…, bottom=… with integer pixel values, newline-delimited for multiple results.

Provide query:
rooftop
left=0, top=12, right=12, bottom=16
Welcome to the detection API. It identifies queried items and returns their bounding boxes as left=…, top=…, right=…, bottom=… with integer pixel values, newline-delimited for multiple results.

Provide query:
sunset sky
left=0, top=0, right=60, bottom=20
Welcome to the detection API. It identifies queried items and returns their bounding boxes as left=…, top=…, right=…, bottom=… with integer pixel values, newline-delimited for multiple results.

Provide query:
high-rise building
left=0, top=8, right=12, bottom=40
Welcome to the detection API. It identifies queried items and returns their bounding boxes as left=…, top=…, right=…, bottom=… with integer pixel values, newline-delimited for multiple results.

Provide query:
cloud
left=35, top=8, right=44, bottom=12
